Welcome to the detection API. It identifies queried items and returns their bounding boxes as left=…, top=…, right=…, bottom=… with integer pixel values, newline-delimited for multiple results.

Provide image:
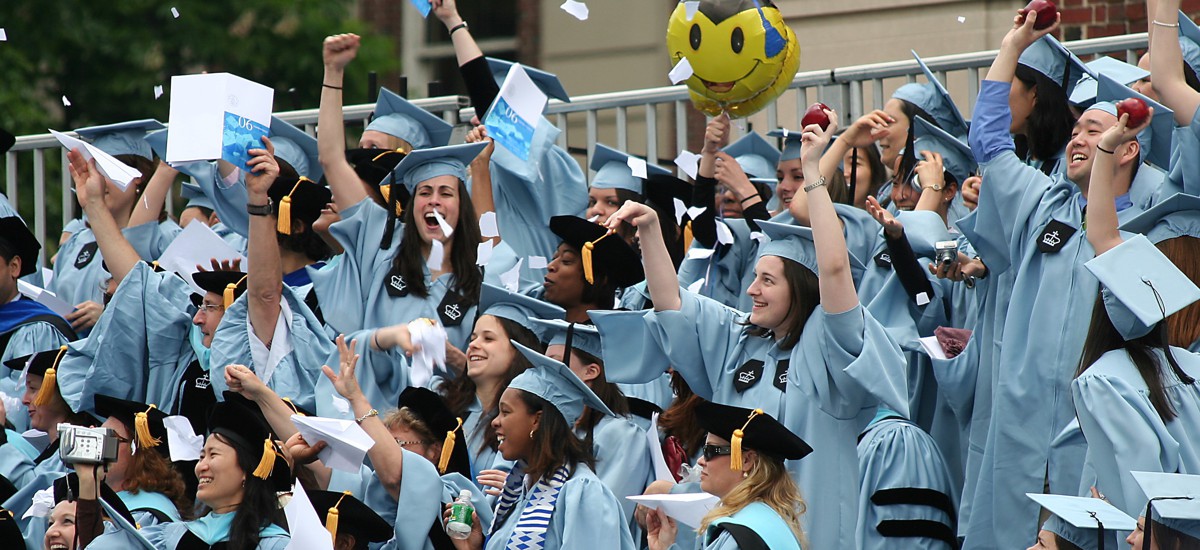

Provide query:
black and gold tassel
left=437, top=418, right=464, bottom=474
left=134, top=405, right=162, bottom=449
left=729, top=408, right=762, bottom=472
left=326, top=491, right=350, bottom=541
left=252, top=438, right=276, bottom=480
left=33, top=346, right=68, bottom=407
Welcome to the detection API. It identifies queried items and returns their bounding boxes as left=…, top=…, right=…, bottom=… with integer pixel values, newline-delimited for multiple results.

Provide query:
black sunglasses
left=702, top=444, right=733, bottom=461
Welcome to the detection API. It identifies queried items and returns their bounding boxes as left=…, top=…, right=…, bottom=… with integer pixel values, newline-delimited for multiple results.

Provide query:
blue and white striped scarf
left=491, top=463, right=570, bottom=550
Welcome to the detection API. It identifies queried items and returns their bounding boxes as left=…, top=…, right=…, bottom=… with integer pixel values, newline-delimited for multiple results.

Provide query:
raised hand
left=702, top=112, right=731, bottom=156
left=913, top=150, right=946, bottom=197
left=67, top=301, right=104, bottom=331
left=195, top=257, right=243, bottom=273
left=840, top=110, right=895, bottom=149
left=865, top=196, right=904, bottom=239
left=66, top=150, right=105, bottom=208
left=465, top=125, right=495, bottom=163
left=961, top=175, right=981, bottom=211
left=799, top=108, right=838, bottom=170
left=1002, top=9, right=1059, bottom=52
left=321, top=334, right=365, bottom=402
left=322, top=33, right=361, bottom=70
left=244, top=137, right=279, bottom=197
left=605, top=200, right=659, bottom=232
left=283, top=432, right=327, bottom=466
left=224, top=364, right=269, bottom=400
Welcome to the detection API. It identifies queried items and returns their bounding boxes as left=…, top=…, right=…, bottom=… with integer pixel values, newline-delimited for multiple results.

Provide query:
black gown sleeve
left=458, top=56, right=500, bottom=118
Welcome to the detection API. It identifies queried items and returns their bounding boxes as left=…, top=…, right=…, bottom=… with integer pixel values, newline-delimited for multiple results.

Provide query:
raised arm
left=1087, top=112, right=1152, bottom=254
left=465, top=125, right=498, bottom=243
left=984, top=11, right=1060, bottom=84
left=127, top=161, right=177, bottom=228
left=795, top=111, right=858, bottom=314
left=1151, top=0, right=1200, bottom=126
left=66, top=150, right=139, bottom=285
left=434, top=0, right=485, bottom=67
left=319, top=34, right=369, bottom=210
left=606, top=202, right=680, bottom=311
left=244, top=138, right=284, bottom=345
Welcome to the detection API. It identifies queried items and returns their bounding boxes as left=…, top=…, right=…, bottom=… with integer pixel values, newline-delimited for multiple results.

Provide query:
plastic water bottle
left=446, top=489, right=474, bottom=540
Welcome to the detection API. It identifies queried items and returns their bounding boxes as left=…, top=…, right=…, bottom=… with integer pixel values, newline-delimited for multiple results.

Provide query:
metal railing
left=5, top=32, right=1148, bottom=265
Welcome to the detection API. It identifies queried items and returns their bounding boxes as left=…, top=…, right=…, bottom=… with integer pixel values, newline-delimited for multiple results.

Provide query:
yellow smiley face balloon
left=667, top=0, right=800, bottom=118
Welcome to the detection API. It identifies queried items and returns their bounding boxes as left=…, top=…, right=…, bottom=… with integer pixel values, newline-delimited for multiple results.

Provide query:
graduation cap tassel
left=437, top=417, right=464, bottom=473
left=224, top=275, right=248, bottom=309
left=252, top=439, right=276, bottom=480
left=34, top=346, right=68, bottom=407
left=380, top=173, right=399, bottom=249
left=134, top=406, right=162, bottom=449
left=582, top=233, right=613, bottom=285
left=563, top=323, right=576, bottom=372
left=276, top=178, right=306, bottom=235
left=683, top=221, right=694, bottom=252
left=849, top=147, right=859, bottom=203
left=729, top=408, right=763, bottom=472
left=326, top=492, right=349, bottom=542
left=282, top=397, right=303, bottom=416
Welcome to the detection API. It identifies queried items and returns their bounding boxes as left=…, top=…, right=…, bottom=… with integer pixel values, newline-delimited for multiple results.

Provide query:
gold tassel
left=276, top=178, right=306, bottom=235
left=437, top=417, right=464, bottom=474
left=134, top=405, right=161, bottom=449
left=683, top=221, right=694, bottom=252
left=378, top=185, right=404, bottom=217
left=581, top=232, right=612, bottom=285
left=34, top=346, right=68, bottom=407
left=223, top=275, right=248, bottom=309
left=325, top=492, right=349, bottom=542
left=252, top=438, right=276, bottom=480
left=282, top=397, right=303, bottom=416
left=729, top=408, right=762, bottom=472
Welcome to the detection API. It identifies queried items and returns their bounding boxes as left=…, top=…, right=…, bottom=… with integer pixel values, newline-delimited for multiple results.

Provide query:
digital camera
left=935, top=240, right=959, bottom=266
left=58, top=424, right=119, bottom=465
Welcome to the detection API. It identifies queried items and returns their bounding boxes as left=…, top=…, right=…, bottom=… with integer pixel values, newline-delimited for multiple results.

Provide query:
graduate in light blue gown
left=178, top=181, right=249, bottom=254
left=856, top=410, right=959, bottom=550
left=306, top=490, right=394, bottom=550
left=1131, top=471, right=1200, bottom=550
left=592, top=115, right=909, bottom=550
left=1146, top=6, right=1200, bottom=202
left=436, top=283, right=564, bottom=481
left=644, top=402, right=812, bottom=550
left=953, top=15, right=1158, bottom=548
left=136, top=398, right=292, bottom=549
left=0, top=217, right=75, bottom=431
left=529, top=318, right=653, bottom=526
left=207, top=145, right=333, bottom=414
left=52, top=120, right=177, bottom=337
left=1027, top=493, right=1136, bottom=550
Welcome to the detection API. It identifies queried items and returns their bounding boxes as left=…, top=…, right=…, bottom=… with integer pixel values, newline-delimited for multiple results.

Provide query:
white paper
left=16, top=280, right=73, bottom=318
left=627, top=156, right=648, bottom=179
left=647, top=412, right=674, bottom=482
left=918, top=336, right=948, bottom=361
left=957, top=16, right=966, bottom=23
left=62, top=96, right=71, bottom=107
left=668, top=58, right=694, bottom=85
left=427, top=239, right=445, bottom=271
left=484, top=64, right=548, bottom=162
left=41, top=267, right=53, bottom=287
left=560, top=0, right=589, bottom=20
left=330, top=395, right=350, bottom=416
left=479, top=211, right=499, bottom=238
left=476, top=239, right=495, bottom=267
left=915, top=292, right=930, bottom=306
left=163, top=415, right=204, bottom=462
left=684, top=1, right=700, bottom=20
left=674, top=150, right=700, bottom=179
left=500, top=258, right=523, bottom=292
left=0, top=29, right=7, bottom=41
left=291, top=414, right=375, bottom=473
left=587, top=214, right=601, bottom=223
left=715, top=220, right=734, bottom=245
left=673, top=198, right=687, bottom=226
left=0, top=392, right=20, bottom=423
left=408, top=320, right=447, bottom=389
left=433, top=209, right=454, bottom=238
left=171, top=7, right=180, bottom=18
left=284, top=481, right=335, bottom=550
left=686, top=206, right=707, bottom=220
left=686, top=278, right=705, bottom=294
left=24, top=487, right=55, bottom=519
left=750, top=231, right=767, bottom=243
left=167, top=73, right=274, bottom=165
left=627, top=493, right=719, bottom=529
left=154, top=85, right=164, bottom=99
left=157, top=221, right=246, bottom=294
left=686, top=248, right=715, bottom=260
left=51, top=130, right=142, bottom=190
left=528, top=256, right=548, bottom=269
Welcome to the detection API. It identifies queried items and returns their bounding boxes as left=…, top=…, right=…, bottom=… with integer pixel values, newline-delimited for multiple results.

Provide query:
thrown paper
left=62, top=95, right=71, bottom=107
left=163, top=415, right=204, bottom=462
left=528, top=256, right=548, bottom=269
left=684, top=1, right=700, bottom=21
left=477, top=239, right=495, bottom=267
left=674, top=150, right=700, bottom=179
left=627, top=156, right=648, bottom=179
left=484, top=64, right=548, bottom=161
left=687, top=278, right=705, bottom=294
left=408, top=320, right=448, bottom=389
left=561, top=0, right=589, bottom=20
left=669, top=58, right=694, bottom=85
left=0, top=29, right=7, bottom=41
left=409, top=0, right=432, bottom=17
left=627, top=493, right=719, bottom=529
left=673, top=198, right=687, bottom=226
left=154, top=85, right=164, bottom=99
left=157, top=221, right=247, bottom=294
left=284, top=481, right=336, bottom=550
left=715, top=220, right=734, bottom=245
left=52, top=130, right=143, bottom=190
left=171, top=7, right=180, bottom=18
left=686, top=248, right=715, bottom=260
left=957, top=16, right=966, bottom=23
left=427, top=239, right=445, bottom=271
left=500, top=258, right=523, bottom=292
left=167, top=72, right=274, bottom=171
left=479, top=211, right=499, bottom=238
left=433, top=209, right=454, bottom=237
left=291, top=414, right=376, bottom=473
left=686, top=206, right=707, bottom=220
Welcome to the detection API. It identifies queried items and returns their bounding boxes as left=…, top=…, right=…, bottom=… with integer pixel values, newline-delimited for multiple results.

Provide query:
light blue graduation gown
left=55, top=262, right=200, bottom=416
left=686, top=501, right=804, bottom=550
left=374, top=449, right=494, bottom=550
left=584, top=414, right=652, bottom=525
left=485, top=464, right=636, bottom=550
left=139, top=513, right=289, bottom=549
left=1164, top=105, right=1200, bottom=198
left=50, top=220, right=180, bottom=315
left=488, top=118, right=588, bottom=292
left=208, top=285, right=334, bottom=414
left=955, top=79, right=1147, bottom=549
left=3, top=451, right=68, bottom=532
left=0, top=305, right=71, bottom=432
left=856, top=413, right=958, bottom=550
left=600, top=289, right=908, bottom=550
left=313, top=328, right=409, bottom=420
left=1072, top=347, right=1200, bottom=516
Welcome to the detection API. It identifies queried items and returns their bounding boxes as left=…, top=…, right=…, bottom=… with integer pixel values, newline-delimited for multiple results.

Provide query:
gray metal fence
left=5, top=32, right=1148, bottom=266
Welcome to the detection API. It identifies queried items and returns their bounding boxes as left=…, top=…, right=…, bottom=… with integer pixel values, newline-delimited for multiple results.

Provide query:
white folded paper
left=674, top=150, right=701, bottom=179
left=290, top=414, right=375, bottom=473
left=560, top=0, right=589, bottom=20
left=918, top=336, right=949, bottom=361
left=408, top=319, right=448, bottom=389
left=51, top=130, right=142, bottom=190
left=646, top=412, right=674, bottom=483
left=16, top=280, right=72, bottom=318
left=479, top=211, right=499, bottom=238
left=627, top=493, right=719, bottom=529
left=157, top=221, right=247, bottom=294
left=284, top=481, right=335, bottom=550
left=163, top=415, right=204, bottom=462
left=669, top=58, right=694, bottom=85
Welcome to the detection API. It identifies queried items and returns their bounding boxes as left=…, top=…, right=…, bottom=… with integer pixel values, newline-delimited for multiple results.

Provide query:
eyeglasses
left=394, top=439, right=431, bottom=448
left=197, top=303, right=225, bottom=314
left=702, top=444, right=733, bottom=461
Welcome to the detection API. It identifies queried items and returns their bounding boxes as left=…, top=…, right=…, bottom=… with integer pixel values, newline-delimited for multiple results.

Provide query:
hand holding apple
left=801, top=103, right=833, bottom=131
left=1018, top=0, right=1058, bottom=30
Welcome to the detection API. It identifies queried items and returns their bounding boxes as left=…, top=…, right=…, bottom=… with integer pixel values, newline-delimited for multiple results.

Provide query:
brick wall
left=1057, top=0, right=1200, bottom=41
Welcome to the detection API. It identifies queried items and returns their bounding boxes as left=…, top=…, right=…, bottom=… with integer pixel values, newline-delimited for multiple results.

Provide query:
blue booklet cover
left=484, top=98, right=534, bottom=161
left=409, top=0, right=431, bottom=17
left=222, top=112, right=269, bottom=173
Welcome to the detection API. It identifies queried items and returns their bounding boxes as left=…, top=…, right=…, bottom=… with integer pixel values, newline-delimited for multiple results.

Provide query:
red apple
left=801, top=103, right=832, bottom=131
left=1018, top=0, right=1058, bottom=30
left=1116, top=97, right=1150, bottom=128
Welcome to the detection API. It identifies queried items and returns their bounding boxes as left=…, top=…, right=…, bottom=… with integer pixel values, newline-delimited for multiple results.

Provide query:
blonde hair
left=699, top=453, right=807, bottom=548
